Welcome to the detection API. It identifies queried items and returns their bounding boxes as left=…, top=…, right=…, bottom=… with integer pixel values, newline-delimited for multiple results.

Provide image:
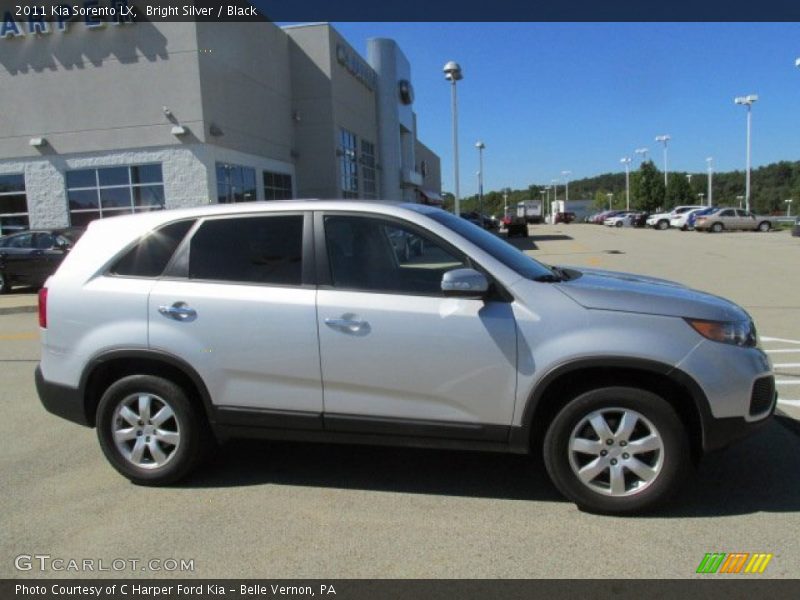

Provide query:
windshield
left=419, top=208, right=555, bottom=280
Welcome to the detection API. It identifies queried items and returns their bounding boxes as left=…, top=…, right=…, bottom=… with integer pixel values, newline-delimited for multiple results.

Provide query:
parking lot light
left=561, top=171, right=572, bottom=203
left=475, top=141, right=485, bottom=216
left=620, top=158, right=632, bottom=210
left=606, top=192, right=614, bottom=210
left=551, top=179, right=559, bottom=219
left=736, top=194, right=745, bottom=209
left=706, top=157, right=714, bottom=206
left=655, top=135, right=671, bottom=186
left=786, top=199, right=794, bottom=217
left=443, top=61, right=463, bottom=215
left=734, top=94, right=758, bottom=213
left=635, top=147, right=649, bottom=162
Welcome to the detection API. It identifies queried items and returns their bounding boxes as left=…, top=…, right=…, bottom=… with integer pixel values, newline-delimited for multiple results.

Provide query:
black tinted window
left=111, top=220, right=195, bottom=277
left=189, top=215, right=303, bottom=285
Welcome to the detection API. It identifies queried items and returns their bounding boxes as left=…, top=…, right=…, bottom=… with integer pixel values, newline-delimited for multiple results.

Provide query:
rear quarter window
left=110, top=220, right=196, bottom=278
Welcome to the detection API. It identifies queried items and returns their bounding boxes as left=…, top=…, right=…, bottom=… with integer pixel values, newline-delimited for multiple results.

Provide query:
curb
left=0, top=305, right=37, bottom=316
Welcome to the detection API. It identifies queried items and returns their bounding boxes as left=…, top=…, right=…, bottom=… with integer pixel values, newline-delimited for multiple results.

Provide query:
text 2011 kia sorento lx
left=36, top=201, right=776, bottom=514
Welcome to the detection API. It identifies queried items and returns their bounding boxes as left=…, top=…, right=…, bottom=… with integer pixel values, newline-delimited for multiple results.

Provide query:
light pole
left=686, top=174, right=692, bottom=185
left=698, top=192, right=705, bottom=204
left=606, top=193, right=614, bottom=210
left=706, top=157, right=714, bottom=207
left=734, top=94, right=758, bottom=213
left=655, top=135, right=671, bottom=187
left=786, top=199, right=794, bottom=217
left=635, top=147, right=649, bottom=162
left=736, top=195, right=744, bottom=209
left=551, top=179, right=559, bottom=220
left=561, top=170, right=572, bottom=203
left=475, top=140, right=485, bottom=216
left=503, top=188, right=509, bottom=217
left=620, top=157, right=631, bottom=210
left=444, top=61, right=463, bottom=215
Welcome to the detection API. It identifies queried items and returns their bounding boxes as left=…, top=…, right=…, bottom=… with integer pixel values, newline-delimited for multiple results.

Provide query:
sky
left=327, top=22, right=800, bottom=196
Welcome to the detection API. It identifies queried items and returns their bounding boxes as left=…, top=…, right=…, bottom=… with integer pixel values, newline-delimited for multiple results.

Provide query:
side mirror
left=54, top=240, right=70, bottom=251
left=441, top=268, right=489, bottom=298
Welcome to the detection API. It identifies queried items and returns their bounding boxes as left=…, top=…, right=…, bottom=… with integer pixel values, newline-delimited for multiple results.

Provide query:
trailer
left=516, top=200, right=543, bottom=224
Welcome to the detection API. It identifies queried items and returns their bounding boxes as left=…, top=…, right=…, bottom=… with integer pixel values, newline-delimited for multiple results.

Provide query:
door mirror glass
left=441, top=268, right=489, bottom=298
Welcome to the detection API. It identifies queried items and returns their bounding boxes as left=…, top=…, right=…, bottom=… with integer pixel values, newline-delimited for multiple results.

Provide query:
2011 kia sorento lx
left=35, top=201, right=776, bottom=514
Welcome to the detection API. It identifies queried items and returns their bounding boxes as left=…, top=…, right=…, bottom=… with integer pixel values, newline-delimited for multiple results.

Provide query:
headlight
left=685, top=318, right=756, bottom=347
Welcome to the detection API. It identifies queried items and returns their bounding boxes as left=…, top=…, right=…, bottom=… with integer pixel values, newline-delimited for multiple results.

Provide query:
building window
left=66, top=164, right=164, bottom=227
left=0, top=173, right=28, bottom=235
left=339, top=129, right=359, bottom=199
left=361, top=140, right=378, bottom=200
left=263, top=171, right=293, bottom=200
left=217, top=163, right=257, bottom=203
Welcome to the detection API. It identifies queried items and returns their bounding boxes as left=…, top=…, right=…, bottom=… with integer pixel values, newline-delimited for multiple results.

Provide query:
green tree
left=631, top=161, right=666, bottom=212
left=666, top=172, right=696, bottom=208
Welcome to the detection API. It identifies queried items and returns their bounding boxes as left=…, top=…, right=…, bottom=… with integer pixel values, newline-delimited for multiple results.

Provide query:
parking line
left=778, top=399, right=800, bottom=407
left=0, top=332, right=38, bottom=341
left=774, top=363, right=800, bottom=368
left=776, top=380, right=800, bottom=385
left=765, top=349, right=800, bottom=354
left=761, top=337, right=800, bottom=345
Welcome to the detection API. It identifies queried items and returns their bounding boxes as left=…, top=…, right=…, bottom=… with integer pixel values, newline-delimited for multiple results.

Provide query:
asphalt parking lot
left=1, top=224, right=798, bottom=579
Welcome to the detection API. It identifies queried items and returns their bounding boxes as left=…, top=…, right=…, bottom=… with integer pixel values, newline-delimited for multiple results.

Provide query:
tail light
left=38, top=287, right=48, bottom=328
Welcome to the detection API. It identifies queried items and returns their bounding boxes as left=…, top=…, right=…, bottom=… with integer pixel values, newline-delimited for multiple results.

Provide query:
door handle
left=324, top=316, right=369, bottom=335
left=158, top=302, right=197, bottom=322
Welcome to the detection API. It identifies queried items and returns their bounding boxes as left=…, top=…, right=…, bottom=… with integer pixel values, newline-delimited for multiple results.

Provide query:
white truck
left=516, top=200, right=543, bottom=224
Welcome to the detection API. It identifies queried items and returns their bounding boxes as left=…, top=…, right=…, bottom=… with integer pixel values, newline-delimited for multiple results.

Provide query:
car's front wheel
left=0, top=271, right=9, bottom=294
left=543, top=387, right=690, bottom=514
left=657, top=220, right=669, bottom=230
left=757, top=221, right=771, bottom=232
left=96, top=374, right=208, bottom=485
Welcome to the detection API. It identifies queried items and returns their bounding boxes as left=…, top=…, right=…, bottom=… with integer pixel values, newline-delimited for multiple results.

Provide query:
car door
left=0, top=232, right=36, bottom=285
left=315, top=212, right=518, bottom=441
left=736, top=209, right=756, bottom=230
left=717, top=209, right=735, bottom=228
left=148, top=212, right=323, bottom=425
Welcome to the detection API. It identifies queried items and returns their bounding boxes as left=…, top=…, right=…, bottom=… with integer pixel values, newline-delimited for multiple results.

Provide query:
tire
left=615, top=221, right=623, bottom=228
left=0, top=271, right=9, bottom=294
left=96, top=374, right=209, bottom=485
left=711, top=222, right=723, bottom=233
left=656, top=220, right=669, bottom=230
left=543, top=386, right=690, bottom=515
left=757, top=221, right=771, bottom=232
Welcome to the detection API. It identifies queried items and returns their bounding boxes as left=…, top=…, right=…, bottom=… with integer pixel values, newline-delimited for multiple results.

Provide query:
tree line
left=443, top=159, right=800, bottom=216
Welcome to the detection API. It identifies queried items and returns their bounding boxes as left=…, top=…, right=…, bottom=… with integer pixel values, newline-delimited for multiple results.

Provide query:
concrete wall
left=415, top=140, right=442, bottom=195
left=0, top=21, right=204, bottom=159
left=285, top=25, right=336, bottom=199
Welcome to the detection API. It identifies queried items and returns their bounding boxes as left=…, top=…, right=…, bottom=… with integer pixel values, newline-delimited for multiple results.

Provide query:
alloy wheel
left=111, top=393, right=181, bottom=469
left=567, top=407, right=664, bottom=497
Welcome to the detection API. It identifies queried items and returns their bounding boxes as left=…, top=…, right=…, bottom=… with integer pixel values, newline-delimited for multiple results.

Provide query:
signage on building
left=335, top=43, right=376, bottom=91
left=1, top=0, right=134, bottom=39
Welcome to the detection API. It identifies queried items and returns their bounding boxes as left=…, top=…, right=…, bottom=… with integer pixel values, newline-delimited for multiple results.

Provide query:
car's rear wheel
left=656, top=220, right=669, bottom=230
left=757, top=221, right=771, bottom=232
left=96, top=374, right=207, bottom=485
left=711, top=222, right=723, bottom=233
left=543, top=386, right=690, bottom=514
left=615, top=221, right=623, bottom=228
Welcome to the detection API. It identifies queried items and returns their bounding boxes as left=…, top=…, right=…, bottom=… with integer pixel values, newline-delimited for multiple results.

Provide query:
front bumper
left=35, top=365, right=90, bottom=427
left=701, top=394, right=776, bottom=452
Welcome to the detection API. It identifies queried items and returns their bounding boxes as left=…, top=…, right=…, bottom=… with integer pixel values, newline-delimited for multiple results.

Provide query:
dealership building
left=0, top=14, right=442, bottom=233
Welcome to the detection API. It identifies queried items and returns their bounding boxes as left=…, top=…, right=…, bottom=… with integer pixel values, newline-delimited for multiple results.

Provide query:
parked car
left=646, top=205, right=705, bottom=230
left=670, top=208, right=710, bottom=231
left=590, top=210, right=624, bottom=224
left=554, top=211, right=576, bottom=224
left=686, top=206, right=718, bottom=230
left=36, top=201, right=775, bottom=514
left=0, top=228, right=83, bottom=293
left=604, top=212, right=638, bottom=227
left=695, top=208, right=778, bottom=233
left=461, top=211, right=499, bottom=231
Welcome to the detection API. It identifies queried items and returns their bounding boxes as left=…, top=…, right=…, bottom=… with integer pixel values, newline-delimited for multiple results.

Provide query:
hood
left=554, top=267, right=748, bottom=321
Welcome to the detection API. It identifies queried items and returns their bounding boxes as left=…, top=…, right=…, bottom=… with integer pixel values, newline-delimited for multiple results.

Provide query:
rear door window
left=188, top=215, right=303, bottom=286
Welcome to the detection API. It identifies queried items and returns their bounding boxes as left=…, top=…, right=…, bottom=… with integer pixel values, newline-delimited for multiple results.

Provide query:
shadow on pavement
left=501, top=236, right=539, bottom=252
left=530, top=234, right=574, bottom=243
left=182, top=420, right=799, bottom=517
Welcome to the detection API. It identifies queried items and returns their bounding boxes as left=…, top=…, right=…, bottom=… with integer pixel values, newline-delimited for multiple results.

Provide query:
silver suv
left=36, top=201, right=776, bottom=514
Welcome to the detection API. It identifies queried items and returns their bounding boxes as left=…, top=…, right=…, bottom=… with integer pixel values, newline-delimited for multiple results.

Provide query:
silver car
left=36, top=201, right=775, bottom=514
